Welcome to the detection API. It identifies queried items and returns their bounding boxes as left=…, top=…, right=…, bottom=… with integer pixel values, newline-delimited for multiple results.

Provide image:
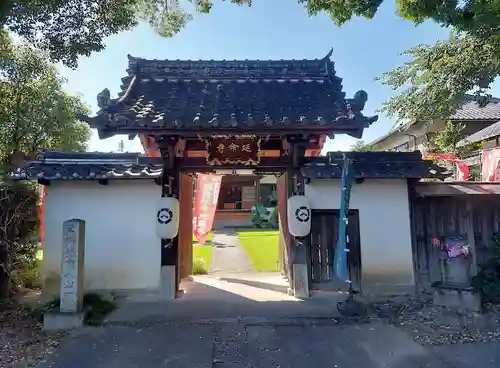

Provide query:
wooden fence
left=410, top=182, right=500, bottom=292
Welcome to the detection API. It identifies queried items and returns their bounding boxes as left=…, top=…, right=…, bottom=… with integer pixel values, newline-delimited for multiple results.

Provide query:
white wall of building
left=43, top=180, right=160, bottom=297
left=41, top=177, right=414, bottom=297
left=305, top=179, right=414, bottom=294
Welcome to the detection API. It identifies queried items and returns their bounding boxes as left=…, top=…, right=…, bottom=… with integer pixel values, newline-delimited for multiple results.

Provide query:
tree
left=424, top=120, right=480, bottom=180
left=305, top=0, right=499, bottom=35
left=0, top=33, right=91, bottom=168
left=0, top=0, right=251, bottom=68
left=429, top=120, right=469, bottom=156
left=307, top=0, right=500, bottom=125
left=378, top=32, right=500, bottom=125
left=0, top=182, right=39, bottom=297
left=350, top=140, right=375, bottom=152
left=0, top=35, right=91, bottom=298
left=3, top=0, right=497, bottom=70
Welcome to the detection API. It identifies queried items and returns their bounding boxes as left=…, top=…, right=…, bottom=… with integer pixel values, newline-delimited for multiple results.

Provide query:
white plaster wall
left=305, top=179, right=414, bottom=294
left=43, top=180, right=160, bottom=296
left=375, top=123, right=428, bottom=151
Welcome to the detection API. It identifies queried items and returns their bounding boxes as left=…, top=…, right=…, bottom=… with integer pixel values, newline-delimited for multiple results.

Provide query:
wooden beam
left=176, top=156, right=291, bottom=171
left=98, top=125, right=369, bottom=137
left=184, top=138, right=322, bottom=151
left=465, top=201, right=478, bottom=277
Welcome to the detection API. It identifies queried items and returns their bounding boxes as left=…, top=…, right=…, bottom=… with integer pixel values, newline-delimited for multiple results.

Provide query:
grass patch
left=235, top=228, right=279, bottom=272
left=192, top=232, right=213, bottom=245
left=192, top=245, right=213, bottom=275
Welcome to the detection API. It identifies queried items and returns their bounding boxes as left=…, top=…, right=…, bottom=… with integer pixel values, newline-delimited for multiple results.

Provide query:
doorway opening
left=184, top=171, right=288, bottom=301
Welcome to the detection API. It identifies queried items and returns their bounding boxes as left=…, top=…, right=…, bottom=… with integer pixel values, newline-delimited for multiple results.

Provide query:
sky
left=58, top=0, right=499, bottom=153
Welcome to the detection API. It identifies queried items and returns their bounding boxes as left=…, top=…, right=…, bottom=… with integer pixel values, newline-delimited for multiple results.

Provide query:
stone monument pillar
left=44, top=219, right=86, bottom=330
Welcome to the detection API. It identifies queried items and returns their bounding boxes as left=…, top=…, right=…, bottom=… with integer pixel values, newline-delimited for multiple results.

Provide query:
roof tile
left=450, top=97, right=500, bottom=120
left=80, top=54, right=378, bottom=137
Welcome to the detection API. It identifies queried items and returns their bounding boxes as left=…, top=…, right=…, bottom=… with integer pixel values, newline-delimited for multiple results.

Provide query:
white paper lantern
left=287, top=195, right=311, bottom=237
left=156, top=196, right=180, bottom=239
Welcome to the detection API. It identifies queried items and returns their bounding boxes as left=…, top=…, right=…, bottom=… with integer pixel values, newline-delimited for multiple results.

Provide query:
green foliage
left=28, top=292, right=117, bottom=325
left=3, top=0, right=497, bottom=71
left=472, top=234, right=500, bottom=303
left=378, top=32, right=500, bottom=124
left=0, top=36, right=89, bottom=297
left=350, top=140, right=375, bottom=152
left=303, top=0, right=500, bottom=36
left=0, top=34, right=91, bottom=167
left=83, top=292, right=117, bottom=326
left=268, top=188, right=277, bottom=206
left=2, top=0, right=137, bottom=68
left=0, top=181, right=40, bottom=297
left=269, top=207, right=279, bottom=229
left=430, top=120, right=480, bottom=155
left=1, top=0, right=252, bottom=68
left=252, top=204, right=273, bottom=228
left=11, top=245, right=42, bottom=290
left=192, top=257, right=208, bottom=275
left=432, top=121, right=466, bottom=155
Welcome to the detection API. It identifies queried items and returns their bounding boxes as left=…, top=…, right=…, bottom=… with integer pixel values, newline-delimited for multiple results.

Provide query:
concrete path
left=38, top=274, right=500, bottom=368
left=210, top=230, right=255, bottom=274
left=38, top=320, right=474, bottom=368
left=106, top=274, right=345, bottom=323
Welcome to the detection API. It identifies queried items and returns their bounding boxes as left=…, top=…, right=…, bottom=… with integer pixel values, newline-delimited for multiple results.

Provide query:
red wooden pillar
left=178, top=173, right=194, bottom=281
left=277, top=173, right=293, bottom=284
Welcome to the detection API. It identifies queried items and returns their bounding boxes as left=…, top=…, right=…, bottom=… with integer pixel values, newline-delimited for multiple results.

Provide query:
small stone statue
left=346, top=90, right=368, bottom=118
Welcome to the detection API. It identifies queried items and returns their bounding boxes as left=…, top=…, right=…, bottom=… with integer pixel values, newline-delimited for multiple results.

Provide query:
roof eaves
left=367, top=125, right=407, bottom=147
left=457, top=120, right=500, bottom=147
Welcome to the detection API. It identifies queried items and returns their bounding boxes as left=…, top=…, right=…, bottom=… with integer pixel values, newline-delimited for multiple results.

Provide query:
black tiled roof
left=369, top=95, right=500, bottom=147
left=301, top=151, right=445, bottom=179
left=80, top=52, right=378, bottom=138
left=11, top=150, right=162, bottom=181
left=450, top=97, right=500, bottom=120
left=458, top=120, right=500, bottom=146
left=12, top=150, right=441, bottom=181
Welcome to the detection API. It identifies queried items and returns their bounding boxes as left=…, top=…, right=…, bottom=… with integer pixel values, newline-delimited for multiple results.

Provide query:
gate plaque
left=206, top=135, right=261, bottom=165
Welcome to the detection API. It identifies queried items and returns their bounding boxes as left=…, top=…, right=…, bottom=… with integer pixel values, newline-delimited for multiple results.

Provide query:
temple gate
left=78, top=51, right=379, bottom=298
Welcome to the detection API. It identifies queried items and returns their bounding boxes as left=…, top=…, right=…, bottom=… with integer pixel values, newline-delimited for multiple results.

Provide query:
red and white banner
left=193, top=174, right=223, bottom=246
left=482, top=148, right=500, bottom=182
left=423, top=153, right=469, bottom=181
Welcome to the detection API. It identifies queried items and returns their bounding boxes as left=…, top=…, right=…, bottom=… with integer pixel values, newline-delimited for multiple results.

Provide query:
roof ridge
left=126, top=51, right=334, bottom=64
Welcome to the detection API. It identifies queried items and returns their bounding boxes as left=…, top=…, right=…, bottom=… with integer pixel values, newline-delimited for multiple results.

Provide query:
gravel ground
left=370, top=294, right=500, bottom=346
left=0, top=298, right=66, bottom=368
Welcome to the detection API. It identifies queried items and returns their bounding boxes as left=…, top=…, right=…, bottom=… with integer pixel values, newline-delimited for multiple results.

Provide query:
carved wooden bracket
left=157, top=136, right=177, bottom=170
left=281, top=138, right=291, bottom=157
left=174, top=138, right=186, bottom=158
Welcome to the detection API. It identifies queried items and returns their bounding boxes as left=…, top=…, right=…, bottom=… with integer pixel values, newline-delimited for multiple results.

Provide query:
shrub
left=28, top=292, right=117, bottom=325
left=269, top=207, right=279, bottom=229
left=0, top=180, right=40, bottom=297
left=472, top=234, right=500, bottom=303
left=192, top=257, right=208, bottom=275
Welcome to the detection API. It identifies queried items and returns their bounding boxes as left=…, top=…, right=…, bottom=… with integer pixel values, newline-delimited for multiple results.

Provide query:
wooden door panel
left=309, top=210, right=361, bottom=291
